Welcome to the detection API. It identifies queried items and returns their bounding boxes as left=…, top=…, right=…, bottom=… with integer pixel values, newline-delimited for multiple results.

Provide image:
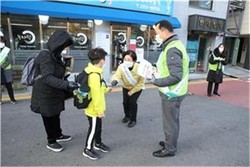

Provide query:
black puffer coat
left=206, top=47, right=227, bottom=83
left=30, top=30, right=73, bottom=117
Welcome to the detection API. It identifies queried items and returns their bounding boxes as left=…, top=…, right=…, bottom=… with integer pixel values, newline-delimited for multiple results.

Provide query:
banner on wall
left=186, top=40, right=199, bottom=73
left=135, top=48, right=144, bottom=63
left=129, top=39, right=136, bottom=51
left=56, top=0, right=174, bottom=16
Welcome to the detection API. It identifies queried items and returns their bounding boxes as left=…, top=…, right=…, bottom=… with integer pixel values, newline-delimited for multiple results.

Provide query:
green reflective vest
left=209, top=52, right=225, bottom=71
left=0, top=47, right=11, bottom=70
left=156, top=40, right=189, bottom=99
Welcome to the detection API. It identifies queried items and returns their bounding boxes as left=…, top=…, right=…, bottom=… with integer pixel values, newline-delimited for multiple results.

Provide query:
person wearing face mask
left=206, top=43, right=227, bottom=97
left=30, top=30, right=78, bottom=153
left=0, top=31, right=17, bottom=104
left=150, top=20, right=189, bottom=157
left=82, top=48, right=112, bottom=160
left=111, top=50, right=145, bottom=128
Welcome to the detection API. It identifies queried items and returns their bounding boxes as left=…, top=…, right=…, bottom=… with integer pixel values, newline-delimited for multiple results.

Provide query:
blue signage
left=55, top=0, right=173, bottom=16
left=186, top=40, right=199, bottom=72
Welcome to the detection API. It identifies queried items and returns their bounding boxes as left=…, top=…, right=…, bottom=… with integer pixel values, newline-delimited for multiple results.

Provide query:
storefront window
left=110, top=23, right=160, bottom=69
left=68, top=20, right=92, bottom=50
left=42, top=18, right=67, bottom=47
left=131, top=24, right=148, bottom=62
left=189, top=0, right=213, bottom=10
left=148, top=27, right=162, bottom=65
left=10, top=14, right=40, bottom=50
left=111, top=24, right=128, bottom=70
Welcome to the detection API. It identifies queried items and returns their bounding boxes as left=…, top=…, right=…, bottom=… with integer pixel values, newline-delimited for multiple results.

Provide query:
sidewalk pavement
left=1, top=81, right=249, bottom=166
left=1, top=64, right=249, bottom=102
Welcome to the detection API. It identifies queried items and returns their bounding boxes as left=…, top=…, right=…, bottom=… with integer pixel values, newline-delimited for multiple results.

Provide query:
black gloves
left=111, top=80, right=118, bottom=87
left=67, top=81, right=79, bottom=92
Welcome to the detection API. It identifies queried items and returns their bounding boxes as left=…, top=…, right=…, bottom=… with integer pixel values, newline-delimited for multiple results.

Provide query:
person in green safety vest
left=206, top=43, right=227, bottom=97
left=0, top=31, right=17, bottom=104
left=149, top=20, right=189, bottom=157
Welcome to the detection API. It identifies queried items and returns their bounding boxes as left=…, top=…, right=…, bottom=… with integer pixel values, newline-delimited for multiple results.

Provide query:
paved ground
left=189, top=78, right=250, bottom=109
left=1, top=79, right=249, bottom=166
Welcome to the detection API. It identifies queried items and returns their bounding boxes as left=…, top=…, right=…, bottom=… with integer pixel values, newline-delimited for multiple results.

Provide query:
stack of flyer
left=137, top=59, right=154, bottom=79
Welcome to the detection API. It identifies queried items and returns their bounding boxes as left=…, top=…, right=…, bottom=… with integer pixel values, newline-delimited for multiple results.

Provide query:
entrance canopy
left=1, top=1, right=181, bottom=28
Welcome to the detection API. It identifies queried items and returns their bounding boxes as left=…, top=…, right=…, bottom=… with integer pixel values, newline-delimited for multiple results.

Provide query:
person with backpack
left=111, top=50, right=145, bottom=128
left=82, top=48, right=111, bottom=160
left=0, top=31, right=17, bottom=104
left=30, top=30, right=78, bottom=153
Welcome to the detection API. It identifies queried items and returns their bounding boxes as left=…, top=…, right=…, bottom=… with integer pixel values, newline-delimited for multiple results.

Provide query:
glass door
left=197, top=37, right=210, bottom=72
left=110, top=24, right=129, bottom=71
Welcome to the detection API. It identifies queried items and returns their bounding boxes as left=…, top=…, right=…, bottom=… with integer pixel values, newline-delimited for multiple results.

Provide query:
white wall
left=93, top=21, right=111, bottom=81
left=240, top=0, right=250, bottom=35
left=188, top=0, right=229, bottom=19
left=173, top=0, right=229, bottom=47
left=173, top=0, right=189, bottom=47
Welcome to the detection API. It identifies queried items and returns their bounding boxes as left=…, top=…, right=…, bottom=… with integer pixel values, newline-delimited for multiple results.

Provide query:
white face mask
left=61, top=49, right=67, bottom=55
left=123, top=61, right=133, bottom=68
left=0, top=42, right=5, bottom=49
left=155, top=34, right=163, bottom=45
left=219, top=48, right=224, bottom=53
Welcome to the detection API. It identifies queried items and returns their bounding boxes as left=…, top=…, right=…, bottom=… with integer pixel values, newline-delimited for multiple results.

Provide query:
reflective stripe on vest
left=156, top=40, right=189, bottom=99
left=0, top=47, right=11, bottom=70
left=209, top=52, right=225, bottom=71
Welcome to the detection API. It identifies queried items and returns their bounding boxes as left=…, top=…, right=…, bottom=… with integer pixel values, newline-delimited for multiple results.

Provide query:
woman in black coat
left=206, top=43, right=227, bottom=97
left=31, top=30, right=78, bottom=152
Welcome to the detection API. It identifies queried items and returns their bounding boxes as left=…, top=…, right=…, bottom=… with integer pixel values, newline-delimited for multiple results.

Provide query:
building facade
left=1, top=0, right=181, bottom=80
left=174, top=0, right=229, bottom=73
left=225, top=0, right=249, bottom=69
left=1, top=0, right=238, bottom=82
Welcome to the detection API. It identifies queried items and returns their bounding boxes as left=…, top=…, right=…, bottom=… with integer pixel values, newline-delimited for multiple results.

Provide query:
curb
left=1, top=78, right=240, bottom=103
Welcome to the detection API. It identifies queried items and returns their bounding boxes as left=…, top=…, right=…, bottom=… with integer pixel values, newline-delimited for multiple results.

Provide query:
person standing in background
left=151, top=20, right=189, bottom=157
left=207, top=43, right=227, bottom=97
left=111, top=50, right=145, bottom=128
left=0, top=31, right=17, bottom=104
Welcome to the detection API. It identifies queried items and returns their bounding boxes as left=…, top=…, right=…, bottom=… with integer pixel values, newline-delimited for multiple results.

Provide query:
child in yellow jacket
left=111, top=50, right=145, bottom=128
left=82, top=48, right=111, bottom=160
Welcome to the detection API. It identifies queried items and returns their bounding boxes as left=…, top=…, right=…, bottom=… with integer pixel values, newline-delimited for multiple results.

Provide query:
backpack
left=21, top=49, right=49, bottom=86
left=73, top=70, right=105, bottom=109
